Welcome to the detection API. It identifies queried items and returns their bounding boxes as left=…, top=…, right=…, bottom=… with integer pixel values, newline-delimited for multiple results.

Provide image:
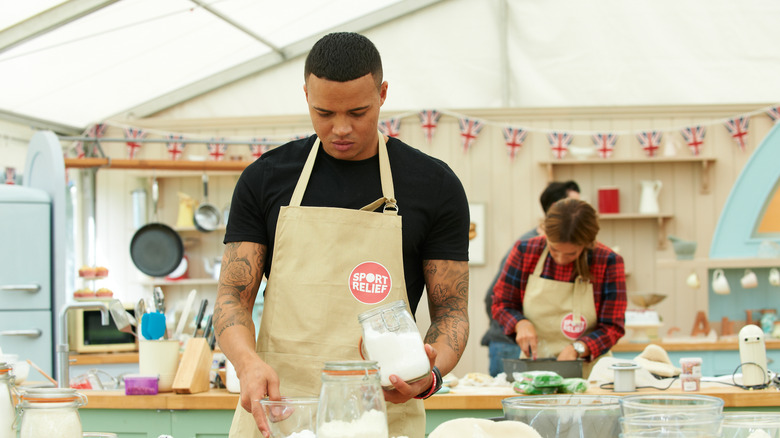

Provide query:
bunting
left=418, top=110, right=442, bottom=143
left=502, top=127, right=527, bottom=160
left=458, top=117, right=484, bottom=152
left=378, top=118, right=401, bottom=138
left=207, top=138, right=227, bottom=161
left=724, top=116, right=750, bottom=151
left=249, top=138, right=269, bottom=159
left=592, top=133, right=617, bottom=159
left=5, top=167, right=16, bottom=185
left=123, top=127, right=146, bottom=159
left=166, top=135, right=185, bottom=161
left=547, top=131, right=572, bottom=159
left=680, top=125, right=706, bottom=156
left=636, top=131, right=663, bottom=157
left=766, top=106, right=780, bottom=124
left=73, top=123, right=106, bottom=158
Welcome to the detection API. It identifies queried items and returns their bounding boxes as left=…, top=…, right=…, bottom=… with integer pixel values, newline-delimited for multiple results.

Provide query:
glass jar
left=317, top=360, right=388, bottom=438
left=16, top=388, right=86, bottom=438
left=358, top=300, right=430, bottom=388
left=1, top=362, right=16, bottom=438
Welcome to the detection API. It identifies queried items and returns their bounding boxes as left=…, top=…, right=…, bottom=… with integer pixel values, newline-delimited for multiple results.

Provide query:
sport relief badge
left=349, top=261, right=392, bottom=304
left=560, top=312, right=588, bottom=340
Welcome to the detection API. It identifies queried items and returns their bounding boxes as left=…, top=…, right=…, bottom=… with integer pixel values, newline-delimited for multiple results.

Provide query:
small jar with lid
left=1, top=362, right=17, bottom=438
left=317, top=360, right=388, bottom=438
left=358, top=300, right=430, bottom=388
left=16, top=387, right=86, bottom=438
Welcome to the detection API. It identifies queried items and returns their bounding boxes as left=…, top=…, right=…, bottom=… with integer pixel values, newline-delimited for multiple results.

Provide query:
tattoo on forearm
left=423, top=260, right=470, bottom=359
left=214, top=242, right=265, bottom=337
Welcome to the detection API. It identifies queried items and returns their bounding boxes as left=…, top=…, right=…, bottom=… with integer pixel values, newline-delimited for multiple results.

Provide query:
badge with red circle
left=349, top=261, right=392, bottom=304
left=560, top=313, right=588, bottom=340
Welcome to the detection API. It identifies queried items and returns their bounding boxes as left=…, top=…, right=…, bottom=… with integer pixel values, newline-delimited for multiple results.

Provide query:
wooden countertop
left=612, top=340, right=780, bottom=353
left=80, top=385, right=779, bottom=411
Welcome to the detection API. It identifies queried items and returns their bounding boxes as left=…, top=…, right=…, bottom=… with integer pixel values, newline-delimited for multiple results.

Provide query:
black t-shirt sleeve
left=224, top=160, right=268, bottom=245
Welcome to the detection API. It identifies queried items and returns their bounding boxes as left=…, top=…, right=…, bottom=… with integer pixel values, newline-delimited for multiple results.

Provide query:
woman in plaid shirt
left=491, top=198, right=627, bottom=376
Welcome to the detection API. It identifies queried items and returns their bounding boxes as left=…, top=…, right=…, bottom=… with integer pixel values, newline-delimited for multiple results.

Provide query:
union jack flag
left=123, top=127, right=146, bottom=159
left=73, top=123, right=106, bottom=158
left=765, top=106, right=780, bottom=124
left=418, top=110, right=441, bottom=143
left=547, top=131, right=572, bottom=159
left=636, top=131, right=663, bottom=157
left=680, top=125, right=706, bottom=156
left=249, top=138, right=269, bottom=159
left=378, top=118, right=401, bottom=138
left=207, top=138, right=227, bottom=161
left=290, top=133, right=311, bottom=141
left=502, top=126, right=527, bottom=160
left=724, top=116, right=750, bottom=151
left=592, top=133, right=617, bottom=159
left=166, top=134, right=185, bottom=161
left=458, top=117, right=484, bottom=152
left=4, top=167, right=16, bottom=185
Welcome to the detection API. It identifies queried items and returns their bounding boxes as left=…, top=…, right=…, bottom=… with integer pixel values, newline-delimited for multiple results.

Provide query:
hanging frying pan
left=193, top=173, right=221, bottom=232
left=130, top=177, right=184, bottom=277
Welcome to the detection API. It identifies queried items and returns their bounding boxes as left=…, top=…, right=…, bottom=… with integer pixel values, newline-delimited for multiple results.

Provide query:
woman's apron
left=522, top=245, right=601, bottom=378
left=229, top=132, right=425, bottom=437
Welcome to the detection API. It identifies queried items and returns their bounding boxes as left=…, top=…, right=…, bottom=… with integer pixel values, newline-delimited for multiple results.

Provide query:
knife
left=193, top=299, right=208, bottom=337
left=202, top=314, right=213, bottom=341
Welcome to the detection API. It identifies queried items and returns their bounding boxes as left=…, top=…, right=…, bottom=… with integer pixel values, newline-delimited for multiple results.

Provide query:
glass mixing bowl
left=502, top=394, right=622, bottom=438
left=258, top=397, right=318, bottom=438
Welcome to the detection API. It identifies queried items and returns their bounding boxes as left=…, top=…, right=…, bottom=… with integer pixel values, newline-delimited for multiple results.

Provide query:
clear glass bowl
left=502, top=394, right=623, bottom=438
left=721, top=412, right=780, bottom=438
left=620, top=412, right=724, bottom=435
left=258, top=397, right=318, bottom=438
left=619, top=394, right=724, bottom=417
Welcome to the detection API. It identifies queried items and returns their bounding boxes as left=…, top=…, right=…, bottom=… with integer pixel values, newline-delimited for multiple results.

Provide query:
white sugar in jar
left=358, top=300, right=430, bottom=388
left=17, top=388, right=86, bottom=438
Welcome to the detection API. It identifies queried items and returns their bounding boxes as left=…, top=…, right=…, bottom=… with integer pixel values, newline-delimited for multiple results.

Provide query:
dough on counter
left=429, top=418, right=542, bottom=438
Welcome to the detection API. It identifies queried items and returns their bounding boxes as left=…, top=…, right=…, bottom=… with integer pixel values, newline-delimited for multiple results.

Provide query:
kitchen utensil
left=142, top=312, right=166, bottom=340
left=165, top=255, right=189, bottom=281
left=686, top=271, right=701, bottom=289
left=203, top=257, right=221, bottom=280
left=26, top=359, right=57, bottom=386
left=202, top=314, right=213, bottom=341
left=259, top=397, right=318, bottom=437
left=502, top=358, right=583, bottom=381
left=741, top=268, right=758, bottom=289
left=192, top=299, right=208, bottom=337
left=130, top=177, right=184, bottom=277
left=712, top=269, right=731, bottom=295
left=770, top=268, right=780, bottom=286
left=222, top=202, right=230, bottom=225
left=639, top=180, right=662, bottom=214
left=174, top=289, right=197, bottom=341
left=139, top=340, right=179, bottom=392
left=172, top=337, right=212, bottom=394
left=108, top=300, right=136, bottom=338
left=193, top=173, right=220, bottom=232
left=503, top=395, right=622, bottom=438
left=153, top=287, right=166, bottom=313
left=207, top=327, right=216, bottom=350
left=610, top=361, right=640, bottom=392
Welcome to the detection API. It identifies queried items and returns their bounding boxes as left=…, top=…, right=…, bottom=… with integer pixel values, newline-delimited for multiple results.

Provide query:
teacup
left=740, top=269, right=758, bottom=289
left=769, top=268, right=780, bottom=287
left=686, top=272, right=700, bottom=289
left=712, top=269, right=730, bottom=295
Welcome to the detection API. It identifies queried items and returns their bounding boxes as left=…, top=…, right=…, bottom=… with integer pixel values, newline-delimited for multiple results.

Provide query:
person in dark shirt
left=481, top=181, right=580, bottom=376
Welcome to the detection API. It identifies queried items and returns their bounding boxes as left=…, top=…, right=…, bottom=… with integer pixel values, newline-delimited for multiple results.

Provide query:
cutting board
left=172, top=338, right=212, bottom=394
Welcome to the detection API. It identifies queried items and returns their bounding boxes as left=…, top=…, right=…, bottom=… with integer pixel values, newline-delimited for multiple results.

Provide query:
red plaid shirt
left=491, top=236, right=627, bottom=358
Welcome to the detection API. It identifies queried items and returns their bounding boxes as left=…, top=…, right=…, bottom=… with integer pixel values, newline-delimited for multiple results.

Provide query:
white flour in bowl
left=286, top=431, right=315, bottom=438
left=317, top=409, right=389, bottom=438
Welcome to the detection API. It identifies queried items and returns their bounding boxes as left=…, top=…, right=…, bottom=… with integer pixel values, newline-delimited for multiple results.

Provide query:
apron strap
left=290, top=131, right=397, bottom=215
left=532, top=244, right=549, bottom=276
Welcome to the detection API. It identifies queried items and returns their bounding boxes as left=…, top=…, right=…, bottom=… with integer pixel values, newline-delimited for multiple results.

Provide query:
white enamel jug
left=639, top=180, right=662, bottom=214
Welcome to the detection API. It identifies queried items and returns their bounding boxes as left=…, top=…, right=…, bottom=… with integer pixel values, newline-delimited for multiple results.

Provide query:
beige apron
left=229, top=132, right=425, bottom=437
left=522, top=245, right=601, bottom=378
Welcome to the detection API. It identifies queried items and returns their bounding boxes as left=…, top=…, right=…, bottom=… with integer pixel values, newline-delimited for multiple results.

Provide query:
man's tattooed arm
left=214, top=242, right=266, bottom=340
left=423, top=259, right=469, bottom=376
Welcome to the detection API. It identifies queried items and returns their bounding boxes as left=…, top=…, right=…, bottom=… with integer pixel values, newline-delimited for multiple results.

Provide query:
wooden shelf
left=599, top=213, right=674, bottom=249
left=64, top=158, right=252, bottom=172
left=539, top=156, right=716, bottom=193
left=657, top=258, right=780, bottom=269
left=613, top=339, right=780, bottom=352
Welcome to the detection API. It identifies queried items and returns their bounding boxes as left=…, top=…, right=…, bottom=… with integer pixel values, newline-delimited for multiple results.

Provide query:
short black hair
left=304, top=32, right=383, bottom=87
left=540, top=180, right=580, bottom=213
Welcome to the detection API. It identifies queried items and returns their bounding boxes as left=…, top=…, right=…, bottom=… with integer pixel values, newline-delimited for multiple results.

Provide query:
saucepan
left=194, top=173, right=220, bottom=232
left=130, top=177, right=184, bottom=277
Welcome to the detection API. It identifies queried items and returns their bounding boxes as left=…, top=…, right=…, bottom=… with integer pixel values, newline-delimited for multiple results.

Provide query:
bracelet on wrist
left=414, top=366, right=442, bottom=400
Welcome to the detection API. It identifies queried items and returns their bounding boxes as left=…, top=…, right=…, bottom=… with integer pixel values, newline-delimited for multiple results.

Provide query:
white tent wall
left=151, top=0, right=780, bottom=120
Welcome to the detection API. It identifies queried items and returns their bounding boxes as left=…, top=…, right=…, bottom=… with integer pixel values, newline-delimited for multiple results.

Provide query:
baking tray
left=503, top=358, right=583, bottom=381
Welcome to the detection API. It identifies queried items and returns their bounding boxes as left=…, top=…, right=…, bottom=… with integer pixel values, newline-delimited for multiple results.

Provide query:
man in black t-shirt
left=216, top=32, right=470, bottom=438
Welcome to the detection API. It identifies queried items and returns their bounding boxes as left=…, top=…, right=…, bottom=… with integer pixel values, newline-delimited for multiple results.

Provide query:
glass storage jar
left=358, top=300, right=430, bottom=388
left=16, top=388, right=86, bottom=438
left=317, top=360, right=388, bottom=438
left=1, top=362, right=16, bottom=438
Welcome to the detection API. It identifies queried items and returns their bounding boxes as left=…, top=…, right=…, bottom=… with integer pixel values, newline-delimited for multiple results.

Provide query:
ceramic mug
left=712, top=269, right=730, bottom=295
left=741, top=269, right=758, bottom=289
left=769, top=268, right=780, bottom=287
left=686, top=272, right=701, bottom=289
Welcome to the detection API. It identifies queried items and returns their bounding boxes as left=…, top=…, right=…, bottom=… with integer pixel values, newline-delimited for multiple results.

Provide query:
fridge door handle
left=0, top=329, right=43, bottom=338
left=0, top=284, right=41, bottom=293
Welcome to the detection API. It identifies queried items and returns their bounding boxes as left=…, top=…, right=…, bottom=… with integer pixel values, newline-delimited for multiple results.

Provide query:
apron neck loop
left=289, top=131, right=397, bottom=210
